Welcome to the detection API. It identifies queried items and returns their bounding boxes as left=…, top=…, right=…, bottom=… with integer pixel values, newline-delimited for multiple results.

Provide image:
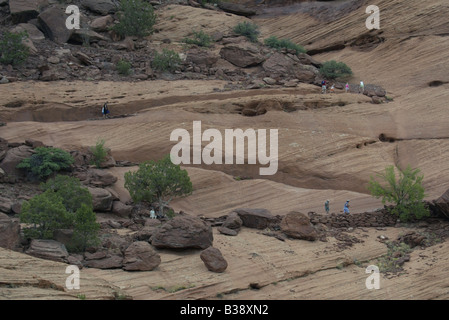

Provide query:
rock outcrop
left=233, top=208, right=278, bottom=229
left=280, top=211, right=318, bottom=241
left=123, top=241, right=161, bottom=271
left=0, top=213, right=20, bottom=250
left=220, top=42, right=265, bottom=68
left=151, top=215, right=213, bottom=249
left=25, top=239, right=69, bottom=263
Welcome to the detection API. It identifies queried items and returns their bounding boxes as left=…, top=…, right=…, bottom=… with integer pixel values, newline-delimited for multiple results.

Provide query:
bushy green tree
left=319, top=60, right=353, bottom=80
left=264, top=36, right=306, bottom=54
left=71, top=203, right=100, bottom=252
left=112, top=0, right=157, bottom=38
left=16, top=147, right=74, bottom=181
left=124, top=155, right=193, bottom=216
left=0, top=31, right=29, bottom=65
left=368, top=165, right=429, bottom=221
left=41, top=175, right=93, bottom=214
left=90, top=139, right=109, bottom=167
left=20, top=190, right=72, bottom=239
left=152, top=49, right=181, bottom=72
left=233, top=21, right=260, bottom=42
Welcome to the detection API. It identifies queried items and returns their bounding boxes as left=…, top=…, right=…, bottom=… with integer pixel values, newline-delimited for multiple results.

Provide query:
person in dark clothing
left=102, top=102, right=110, bottom=119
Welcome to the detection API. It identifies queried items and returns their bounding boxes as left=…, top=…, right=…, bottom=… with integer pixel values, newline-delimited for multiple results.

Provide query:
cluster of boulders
left=0, top=0, right=389, bottom=104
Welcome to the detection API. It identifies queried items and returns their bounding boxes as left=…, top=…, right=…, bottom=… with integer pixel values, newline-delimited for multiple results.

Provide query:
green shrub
left=124, top=155, right=192, bottom=216
left=71, top=203, right=100, bottom=252
left=319, top=60, right=353, bottom=80
left=368, top=165, right=429, bottom=221
left=0, top=31, right=29, bottom=65
left=41, top=175, right=93, bottom=214
left=20, top=190, right=72, bottom=239
left=183, top=30, right=212, bottom=48
left=116, top=59, right=132, bottom=76
left=16, top=147, right=74, bottom=181
left=264, top=35, right=306, bottom=54
left=152, top=49, right=181, bottom=72
left=112, top=0, right=157, bottom=38
left=233, top=21, right=260, bottom=42
left=90, top=139, right=109, bottom=168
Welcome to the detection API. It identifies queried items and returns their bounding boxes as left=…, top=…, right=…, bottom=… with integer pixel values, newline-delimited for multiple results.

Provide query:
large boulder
left=200, top=247, right=228, bottom=273
left=220, top=42, right=265, bottom=68
left=0, top=196, right=13, bottom=213
left=25, top=239, right=69, bottom=262
left=89, top=15, right=114, bottom=32
left=123, top=241, right=161, bottom=271
left=280, top=211, right=318, bottom=241
left=11, top=23, right=46, bottom=42
left=151, top=215, right=213, bottom=250
left=433, top=188, right=449, bottom=219
left=88, top=187, right=113, bottom=211
left=233, top=208, right=278, bottom=229
left=0, top=213, right=20, bottom=250
left=263, top=52, right=318, bottom=83
left=111, top=201, right=133, bottom=218
left=0, top=145, right=34, bottom=181
left=9, top=0, right=47, bottom=23
left=186, top=48, right=219, bottom=67
left=87, top=168, right=117, bottom=187
left=217, top=2, right=256, bottom=17
left=81, top=0, right=118, bottom=15
left=38, top=6, right=75, bottom=43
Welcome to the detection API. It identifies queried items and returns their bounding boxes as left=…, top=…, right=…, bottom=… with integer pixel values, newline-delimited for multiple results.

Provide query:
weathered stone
left=0, top=213, right=20, bottom=250
left=123, top=241, right=161, bottom=271
left=111, top=201, right=133, bottom=218
left=151, top=215, right=213, bottom=249
left=83, top=253, right=123, bottom=269
left=222, top=212, right=242, bottom=230
left=0, top=196, right=13, bottom=213
left=25, top=239, right=69, bottom=262
left=88, top=187, right=113, bottom=211
left=233, top=208, right=277, bottom=229
left=9, top=0, right=47, bottom=23
left=88, top=168, right=117, bottom=187
left=218, top=2, right=256, bottom=16
left=186, top=49, right=219, bottom=67
left=217, top=226, right=238, bottom=236
left=11, top=23, right=45, bottom=42
left=200, top=247, right=228, bottom=273
left=280, top=211, right=318, bottom=241
left=220, top=43, right=265, bottom=68
left=38, top=6, right=75, bottom=43
left=81, top=0, right=118, bottom=15
left=89, top=15, right=114, bottom=32
left=0, top=145, right=34, bottom=180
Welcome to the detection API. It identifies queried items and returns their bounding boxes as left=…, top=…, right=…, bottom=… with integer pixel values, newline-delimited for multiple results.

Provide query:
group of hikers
left=321, top=80, right=365, bottom=94
left=324, top=199, right=350, bottom=214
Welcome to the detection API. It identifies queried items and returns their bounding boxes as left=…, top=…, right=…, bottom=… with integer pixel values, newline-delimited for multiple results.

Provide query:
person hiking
left=345, top=82, right=350, bottom=93
left=359, top=81, right=365, bottom=94
left=324, top=199, right=330, bottom=214
left=343, top=200, right=350, bottom=214
left=102, top=102, right=110, bottom=119
left=321, top=80, right=327, bottom=94
left=330, top=84, right=335, bottom=94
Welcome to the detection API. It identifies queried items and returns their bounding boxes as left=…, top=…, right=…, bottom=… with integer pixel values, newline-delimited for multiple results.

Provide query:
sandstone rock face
left=38, top=6, right=75, bottom=44
left=220, top=43, right=265, bottom=68
left=200, top=247, right=228, bottom=273
left=0, top=145, right=34, bottom=180
left=25, top=239, right=69, bottom=262
left=233, top=208, right=278, bottom=229
left=151, top=215, right=213, bottom=249
left=88, top=187, right=113, bottom=211
left=217, top=2, right=255, bottom=17
left=280, top=211, right=318, bottom=241
left=123, top=241, right=161, bottom=271
left=0, top=213, right=20, bottom=250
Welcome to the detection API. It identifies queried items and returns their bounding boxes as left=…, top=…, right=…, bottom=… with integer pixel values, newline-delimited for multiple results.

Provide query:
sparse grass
left=77, top=294, right=86, bottom=300
left=376, top=241, right=412, bottom=273
left=183, top=30, right=212, bottom=48
left=233, top=21, right=260, bottom=43
left=264, top=35, right=306, bottom=54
